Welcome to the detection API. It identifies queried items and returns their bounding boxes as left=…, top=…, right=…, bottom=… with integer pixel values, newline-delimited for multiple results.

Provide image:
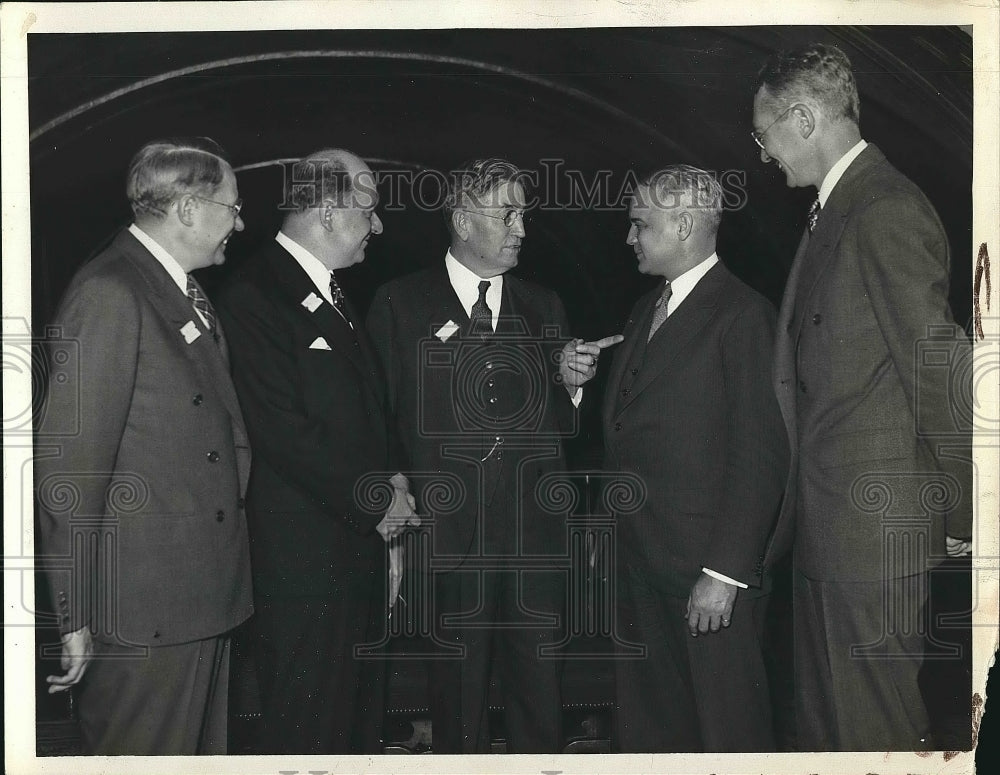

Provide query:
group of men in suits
left=36, top=42, right=971, bottom=756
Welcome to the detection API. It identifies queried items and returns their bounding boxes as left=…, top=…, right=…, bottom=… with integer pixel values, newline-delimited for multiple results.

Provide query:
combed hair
left=755, top=43, right=860, bottom=125
left=283, top=151, right=353, bottom=212
left=443, top=158, right=526, bottom=226
left=126, top=137, right=230, bottom=218
left=638, top=164, right=723, bottom=230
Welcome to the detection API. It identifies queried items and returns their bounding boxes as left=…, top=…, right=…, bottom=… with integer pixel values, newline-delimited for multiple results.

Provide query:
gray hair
left=126, top=137, right=230, bottom=218
left=638, top=164, right=723, bottom=230
left=755, top=43, right=860, bottom=125
left=443, top=158, right=527, bottom=227
left=282, top=149, right=355, bottom=212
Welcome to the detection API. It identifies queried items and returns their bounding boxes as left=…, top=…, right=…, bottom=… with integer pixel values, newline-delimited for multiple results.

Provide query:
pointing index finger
left=592, top=334, right=625, bottom=349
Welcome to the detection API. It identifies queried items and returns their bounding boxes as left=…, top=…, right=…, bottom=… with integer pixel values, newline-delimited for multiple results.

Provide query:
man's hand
left=686, top=573, right=738, bottom=637
left=945, top=534, right=972, bottom=557
left=559, top=335, right=625, bottom=392
left=376, top=474, right=421, bottom=542
left=46, top=627, right=93, bottom=694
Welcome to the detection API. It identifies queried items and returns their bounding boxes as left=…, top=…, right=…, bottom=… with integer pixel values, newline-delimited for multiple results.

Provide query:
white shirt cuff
left=702, top=567, right=748, bottom=589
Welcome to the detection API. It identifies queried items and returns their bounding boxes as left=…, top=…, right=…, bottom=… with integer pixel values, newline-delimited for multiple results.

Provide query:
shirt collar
left=128, top=223, right=187, bottom=294
left=445, top=249, right=504, bottom=324
left=817, top=139, right=868, bottom=208
left=276, top=231, right=333, bottom=304
left=666, top=252, right=719, bottom=315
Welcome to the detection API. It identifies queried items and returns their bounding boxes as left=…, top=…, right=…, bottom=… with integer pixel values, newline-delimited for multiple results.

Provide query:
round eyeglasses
left=751, top=105, right=794, bottom=151
left=193, top=195, right=243, bottom=217
left=464, top=208, right=530, bottom=228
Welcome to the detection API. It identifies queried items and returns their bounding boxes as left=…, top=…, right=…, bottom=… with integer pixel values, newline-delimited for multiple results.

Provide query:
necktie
left=470, top=280, right=493, bottom=337
left=647, top=281, right=672, bottom=342
left=186, top=276, right=216, bottom=335
left=807, top=198, right=821, bottom=233
left=329, top=272, right=349, bottom=322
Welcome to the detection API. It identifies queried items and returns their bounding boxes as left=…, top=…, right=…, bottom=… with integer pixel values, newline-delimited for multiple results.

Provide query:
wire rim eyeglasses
left=192, top=195, right=243, bottom=216
left=751, top=105, right=795, bottom=151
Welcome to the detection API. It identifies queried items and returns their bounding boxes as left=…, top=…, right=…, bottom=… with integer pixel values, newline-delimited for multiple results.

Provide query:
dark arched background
left=28, top=24, right=974, bottom=749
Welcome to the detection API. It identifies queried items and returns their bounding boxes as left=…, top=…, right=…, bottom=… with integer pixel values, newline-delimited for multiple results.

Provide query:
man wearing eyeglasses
left=367, top=158, right=621, bottom=753
left=217, top=148, right=418, bottom=754
left=35, top=137, right=252, bottom=754
left=752, top=44, right=972, bottom=750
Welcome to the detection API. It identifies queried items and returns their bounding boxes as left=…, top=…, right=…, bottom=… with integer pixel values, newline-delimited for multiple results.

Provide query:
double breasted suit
left=35, top=228, right=253, bottom=753
left=767, top=144, right=972, bottom=750
left=217, top=239, right=393, bottom=753
left=367, top=264, right=574, bottom=752
left=603, top=261, right=788, bottom=752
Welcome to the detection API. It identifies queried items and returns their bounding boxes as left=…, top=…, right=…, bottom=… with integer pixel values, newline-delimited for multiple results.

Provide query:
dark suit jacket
left=366, top=265, right=574, bottom=568
left=217, top=239, right=393, bottom=597
left=767, top=144, right=972, bottom=581
left=35, top=229, right=253, bottom=647
left=603, top=262, right=788, bottom=597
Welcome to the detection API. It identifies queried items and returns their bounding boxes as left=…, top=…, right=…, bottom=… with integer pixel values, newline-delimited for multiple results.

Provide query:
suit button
left=630, top=368, right=638, bottom=376
left=614, top=422, right=622, bottom=432
left=237, top=498, right=246, bottom=509
left=786, top=322, right=793, bottom=333
left=216, top=510, right=225, bottom=522
left=621, top=388, right=630, bottom=397
left=812, top=314, right=822, bottom=324
left=799, top=380, right=807, bottom=393
left=153, top=630, right=161, bottom=639
left=207, top=450, right=220, bottom=463
left=192, top=393, right=203, bottom=405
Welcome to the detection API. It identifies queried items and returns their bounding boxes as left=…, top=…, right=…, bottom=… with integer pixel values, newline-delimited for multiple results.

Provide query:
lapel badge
left=301, top=292, right=323, bottom=313
left=180, top=320, right=201, bottom=344
left=435, top=320, right=459, bottom=342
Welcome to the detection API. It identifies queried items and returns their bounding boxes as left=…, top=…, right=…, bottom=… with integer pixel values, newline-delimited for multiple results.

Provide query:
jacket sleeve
left=35, top=274, right=141, bottom=634
left=700, top=298, right=790, bottom=586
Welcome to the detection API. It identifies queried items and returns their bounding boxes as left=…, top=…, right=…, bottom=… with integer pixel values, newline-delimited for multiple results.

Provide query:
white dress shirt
left=817, top=139, right=868, bottom=208
left=445, top=249, right=503, bottom=332
left=128, top=223, right=209, bottom=328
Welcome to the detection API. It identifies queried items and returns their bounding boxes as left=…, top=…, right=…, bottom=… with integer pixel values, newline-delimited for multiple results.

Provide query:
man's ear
left=792, top=103, right=816, bottom=139
left=176, top=194, right=197, bottom=227
left=452, top=210, right=470, bottom=241
left=676, top=211, right=694, bottom=241
left=320, top=200, right=337, bottom=232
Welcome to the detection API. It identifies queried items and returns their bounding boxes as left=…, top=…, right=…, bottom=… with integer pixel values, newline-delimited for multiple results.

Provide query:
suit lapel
left=603, top=286, right=657, bottom=425
left=120, top=231, right=247, bottom=433
left=615, top=264, right=724, bottom=416
left=265, top=243, right=369, bottom=378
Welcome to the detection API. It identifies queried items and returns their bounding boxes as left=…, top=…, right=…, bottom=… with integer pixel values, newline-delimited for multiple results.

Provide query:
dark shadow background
left=27, top=25, right=978, bottom=753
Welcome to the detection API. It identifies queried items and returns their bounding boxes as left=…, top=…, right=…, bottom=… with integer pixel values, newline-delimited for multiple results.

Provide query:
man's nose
left=234, top=215, right=245, bottom=232
left=370, top=212, right=383, bottom=235
left=626, top=224, right=637, bottom=245
left=760, top=147, right=772, bottom=164
left=510, top=214, right=526, bottom=238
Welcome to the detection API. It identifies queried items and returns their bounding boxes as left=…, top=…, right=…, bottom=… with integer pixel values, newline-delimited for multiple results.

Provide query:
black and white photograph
left=2, top=1, right=998, bottom=773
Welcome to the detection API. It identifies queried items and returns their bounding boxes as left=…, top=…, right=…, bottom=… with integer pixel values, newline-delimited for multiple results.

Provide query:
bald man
left=218, top=149, right=417, bottom=754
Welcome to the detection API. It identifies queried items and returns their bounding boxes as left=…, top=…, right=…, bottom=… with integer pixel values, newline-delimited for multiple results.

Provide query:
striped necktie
left=186, top=276, right=216, bottom=334
left=647, top=281, right=672, bottom=341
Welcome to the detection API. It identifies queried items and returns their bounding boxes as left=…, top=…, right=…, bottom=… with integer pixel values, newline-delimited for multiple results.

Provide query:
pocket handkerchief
left=435, top=320, right=460, bottom=342
left=309, top=336, right=332, bottom=350
left=301, top=292, right=323, bottom=313
left=180, top=320, right=201, bottom=344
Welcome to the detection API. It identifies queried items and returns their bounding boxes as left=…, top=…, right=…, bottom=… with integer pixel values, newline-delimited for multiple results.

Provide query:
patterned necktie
left=329, top=272, right=349, bottom=322
left=470, top=280, right=493, bottom=337
left=186, top=276, right=216, bottom=334
left=807, top=198, right=821, bottom=233
left=647, top=281, right=672, bottom=342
